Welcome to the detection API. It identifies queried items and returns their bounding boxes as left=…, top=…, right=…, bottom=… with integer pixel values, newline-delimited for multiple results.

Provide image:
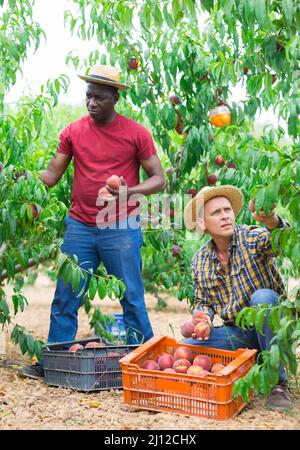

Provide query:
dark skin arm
left=106, top=154, right=165, bottom=196
left=39, top=153, right=72, bottom=187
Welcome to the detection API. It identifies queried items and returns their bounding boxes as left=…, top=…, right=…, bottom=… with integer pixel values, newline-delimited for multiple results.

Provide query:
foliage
left=0, top=0, right=299, bottom=397
left=64, top=0, right=300, bottom=396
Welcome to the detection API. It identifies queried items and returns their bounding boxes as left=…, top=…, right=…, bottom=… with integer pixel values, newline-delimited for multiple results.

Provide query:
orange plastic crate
left=119, top=336, right=257, bottom=421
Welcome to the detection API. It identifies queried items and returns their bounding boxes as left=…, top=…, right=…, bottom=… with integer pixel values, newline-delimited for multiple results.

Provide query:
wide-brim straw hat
left=184, top=185, right=244, bottom=231
left=78, top=64, right=130, bottom=90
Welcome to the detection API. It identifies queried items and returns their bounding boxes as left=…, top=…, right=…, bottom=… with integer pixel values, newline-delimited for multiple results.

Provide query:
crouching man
left=183, top=184, right=292, bottom=412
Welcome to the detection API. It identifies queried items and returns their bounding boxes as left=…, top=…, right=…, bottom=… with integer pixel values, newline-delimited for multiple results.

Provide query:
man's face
left=197, top=196, right=235, bottom=238
left=86, top=82, right=119, bottom=123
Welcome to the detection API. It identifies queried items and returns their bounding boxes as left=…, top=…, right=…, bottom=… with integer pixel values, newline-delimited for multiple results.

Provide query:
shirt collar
left=205, top=225, right=239, bottom=259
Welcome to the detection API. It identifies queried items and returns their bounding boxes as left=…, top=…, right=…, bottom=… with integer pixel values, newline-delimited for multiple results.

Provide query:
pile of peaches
left=140, top=345, right=225, bottom=377
left=180, top=311, right=212, bottom=340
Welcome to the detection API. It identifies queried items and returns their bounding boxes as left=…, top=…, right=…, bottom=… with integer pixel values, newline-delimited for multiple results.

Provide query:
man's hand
left=191, top=311, right=212, bottom=341
left=249, top=198, right=280, bottom=230
left=106, top=176, right=129, bottom=197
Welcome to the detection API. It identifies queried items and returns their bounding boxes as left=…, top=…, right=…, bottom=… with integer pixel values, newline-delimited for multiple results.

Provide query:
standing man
left=20, top=65, right=165, bottom=378
left=183, top=185, right=292, bottom=411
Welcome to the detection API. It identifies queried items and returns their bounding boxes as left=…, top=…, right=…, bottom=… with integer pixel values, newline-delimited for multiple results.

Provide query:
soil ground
left=0, top=275, right=299, bottom=430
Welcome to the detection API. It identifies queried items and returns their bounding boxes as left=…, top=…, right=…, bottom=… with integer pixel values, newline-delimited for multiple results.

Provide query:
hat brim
left=184, top=185, right=244, bottom=231
left=78, top=74, right=129, bottom=90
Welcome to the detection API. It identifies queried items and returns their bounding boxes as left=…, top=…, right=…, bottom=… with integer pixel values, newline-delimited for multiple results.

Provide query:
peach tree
left=64, top=0, right=299, bottom=397
left=0, top=0, right=126, bottom=359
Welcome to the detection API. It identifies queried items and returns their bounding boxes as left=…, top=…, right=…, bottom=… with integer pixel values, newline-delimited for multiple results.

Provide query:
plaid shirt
left=191, top=221, right=288, bottom=325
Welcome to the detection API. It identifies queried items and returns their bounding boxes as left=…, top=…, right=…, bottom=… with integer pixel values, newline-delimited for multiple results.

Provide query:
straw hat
left=184, top=185, right=243, bottom=231
left=78, top=65, right=129, bottom=90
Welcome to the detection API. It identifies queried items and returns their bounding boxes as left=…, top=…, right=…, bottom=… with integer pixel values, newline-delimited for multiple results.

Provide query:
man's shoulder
left=236, top=224, right=269, bottom=242
left=118, top=114, right=151, bottom=135
left=62, top=115, right=89, bottom=134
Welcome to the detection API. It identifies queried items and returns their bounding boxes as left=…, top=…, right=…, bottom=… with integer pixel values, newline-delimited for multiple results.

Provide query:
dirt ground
left=0, top=275, right=299, bottom=430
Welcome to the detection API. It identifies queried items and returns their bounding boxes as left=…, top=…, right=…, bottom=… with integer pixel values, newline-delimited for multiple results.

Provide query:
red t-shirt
left=57, top=113, right=157, bottom=226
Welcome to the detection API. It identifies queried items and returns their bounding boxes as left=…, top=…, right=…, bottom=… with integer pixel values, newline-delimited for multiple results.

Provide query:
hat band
left=88, top=74, right=118, bottom=83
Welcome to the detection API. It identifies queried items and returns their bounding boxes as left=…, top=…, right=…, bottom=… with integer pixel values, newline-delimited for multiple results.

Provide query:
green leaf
left=97, top=277, right=107, bottom=299
left=255, top=307, right=266, bottom=334
left=255, top=0, right=267, bottom=27
left=26, top=334, right=35, bottom=357
left=88, top=276, right=97, bottom=300
left=269, top=344, right=280, bottom=370
left=282, top=0, right=294, bottom=26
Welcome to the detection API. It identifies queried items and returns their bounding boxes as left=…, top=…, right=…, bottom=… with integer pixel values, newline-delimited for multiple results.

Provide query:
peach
left=85, top=341, right=105, bottom=348
left=155, top=352, right=169, bottom=363
left=163, top=368, right=176, bottom=373
left=173, top=358, right=191, bottom=374
left=187, top=366, right=204, bottom=376
left=157, top=354, right=174, bottom=370
left=193, top=355, right=212, bottom=372
left=107, top=352, right=122, bottom=357
left=98, top=187, right=115, bottom=200
left=69, top=344, right=84, bottom=352
left=141, top=360, right=159, bottom=370
left=106, top=175, right=121, bottom=190
left=194, top=322, right=211, bottom=339
left=192, top=311, right=210, bottom=325
left=211, top=363, right=225, bottom=374
left=180, top=321, right=195, bottom=338
left=174, top=346, right=193, bottom=362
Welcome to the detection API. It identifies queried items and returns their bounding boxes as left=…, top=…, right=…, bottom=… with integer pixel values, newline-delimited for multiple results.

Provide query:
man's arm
left=129, top=154, right=165, bottom=195
left=39, top=153, right=72, bottom=187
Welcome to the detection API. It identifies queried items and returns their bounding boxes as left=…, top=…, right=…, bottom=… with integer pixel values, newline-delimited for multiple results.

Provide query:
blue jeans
left=183, top=289, right=286, bottom=382
left=47, top=215, right=154, bottom=347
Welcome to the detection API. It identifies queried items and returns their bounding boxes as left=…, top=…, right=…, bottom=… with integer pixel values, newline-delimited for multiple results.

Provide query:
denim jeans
left=182, top=289, right=286, bottom=382
left=47, top=214, right=154, bottom=347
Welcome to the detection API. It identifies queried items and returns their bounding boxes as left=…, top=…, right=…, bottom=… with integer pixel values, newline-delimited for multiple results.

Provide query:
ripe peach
left=128, top=57, right=139, bottom=70
left=158, top=354, right=174, bottom=370
left=85, top=341, right=105, bottom=348
left=174, top=346, right=193, bottom=362
left=163, top=368, right=176, bottom=373
left=192, top=311, right=209, bottom=325
left=187, top=366, right=205, bottom=376
left=29, top=203, right=39, bottom=220
left=106, top=175, right=121, bottom=190
left=207, top=174, right=218, bottom=185
left=169, top=95, right=180, bottom=105
left=141, top=360, right=159, bottom=370
left=107, top=351, right=122, bottom=357
left=194, top=322, right=211, bottom=340
left=173, top=358, right=191, bottom=374
left=211, top=363, right=225, bottom=374
left=69, top=344, right=84, bottom=352
left=180, top=321, right=195, bottom=338
left=187, top=188, right=197, bottom=198
left=193, top=355, right=212, bottom=372
left=98, top=186, right=115, bottom=200
left=215, top=154, right=225, bottom=166
left=172, top=244, right=181, bottom=257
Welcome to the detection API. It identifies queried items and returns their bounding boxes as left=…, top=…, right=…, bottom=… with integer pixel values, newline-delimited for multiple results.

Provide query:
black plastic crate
left=43, top=337, right=139, bottom=392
